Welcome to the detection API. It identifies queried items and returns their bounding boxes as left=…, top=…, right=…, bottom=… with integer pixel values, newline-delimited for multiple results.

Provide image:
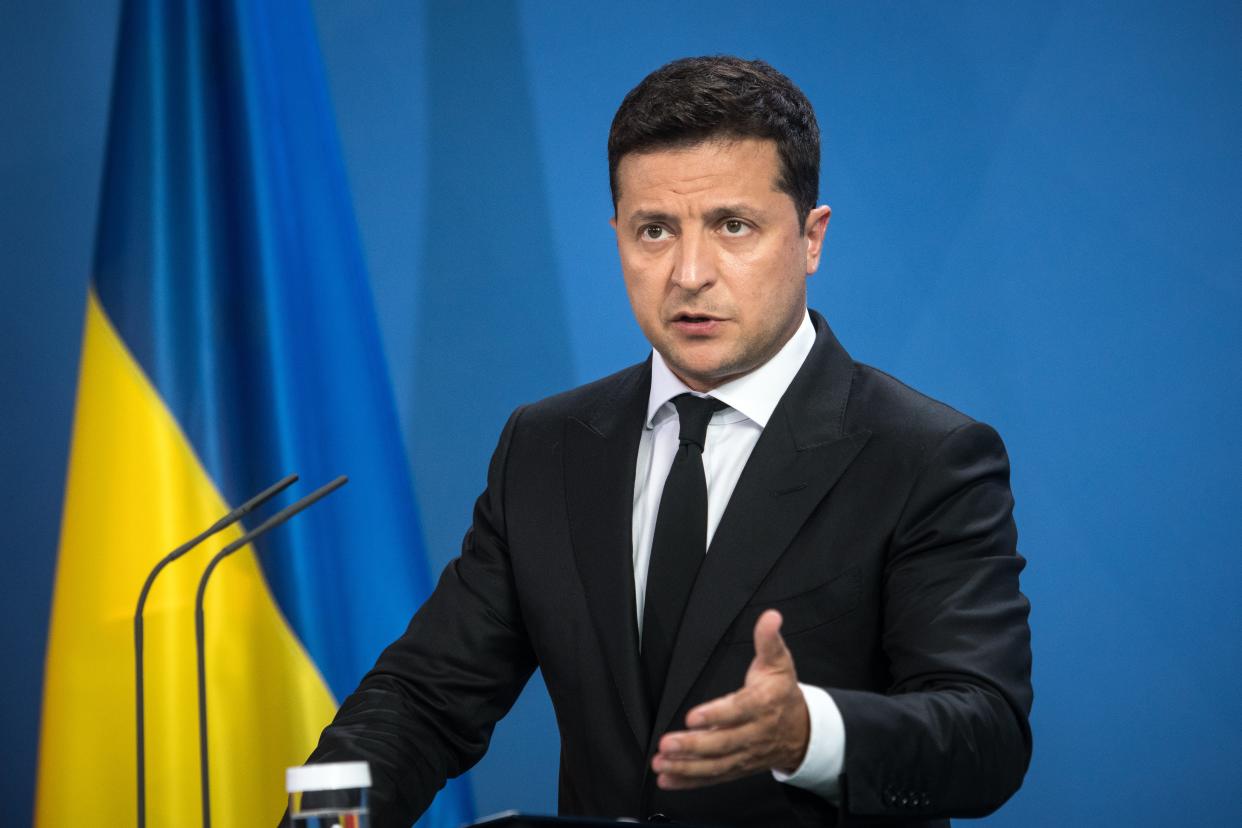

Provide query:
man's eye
left=722, top=219, right=750, bottom=236
left=642, top=225, right=669, bottom=240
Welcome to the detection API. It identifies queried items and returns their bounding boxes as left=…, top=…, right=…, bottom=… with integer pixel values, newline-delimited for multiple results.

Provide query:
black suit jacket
left=308, top=311, right=1033, bottom=827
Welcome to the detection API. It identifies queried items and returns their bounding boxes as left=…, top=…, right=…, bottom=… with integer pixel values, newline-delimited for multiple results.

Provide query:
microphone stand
left=133, top=475, right=297, bottom=828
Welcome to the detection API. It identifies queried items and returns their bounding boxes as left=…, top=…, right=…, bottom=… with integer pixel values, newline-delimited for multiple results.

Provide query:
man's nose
left=670, top=231, right=715, bottom=291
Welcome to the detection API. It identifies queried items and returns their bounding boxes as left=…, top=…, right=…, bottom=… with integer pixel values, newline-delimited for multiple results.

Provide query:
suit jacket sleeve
left=305, top=406, right=537, bottom=828
left=825, top=420, right=1033, bottom=821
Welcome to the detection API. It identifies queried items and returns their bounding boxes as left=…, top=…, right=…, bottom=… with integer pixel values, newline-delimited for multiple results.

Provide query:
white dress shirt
left=632, top=310, right=845, bottom=801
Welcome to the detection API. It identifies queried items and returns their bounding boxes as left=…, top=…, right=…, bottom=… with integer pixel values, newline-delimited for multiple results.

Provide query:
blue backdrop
left=3, top=1, right=1240, bottom=825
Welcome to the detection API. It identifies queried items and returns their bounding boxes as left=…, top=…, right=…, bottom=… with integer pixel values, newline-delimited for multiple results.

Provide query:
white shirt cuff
left=771, top=683, right=845, bottom=801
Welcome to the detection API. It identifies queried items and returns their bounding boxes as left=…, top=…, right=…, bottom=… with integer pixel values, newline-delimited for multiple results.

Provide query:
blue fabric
left=90, top=2, right=473, bottom=824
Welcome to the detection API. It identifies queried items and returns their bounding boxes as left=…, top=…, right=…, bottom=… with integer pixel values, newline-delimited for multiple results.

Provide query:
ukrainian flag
left=35, top=2, right=472, bottom=826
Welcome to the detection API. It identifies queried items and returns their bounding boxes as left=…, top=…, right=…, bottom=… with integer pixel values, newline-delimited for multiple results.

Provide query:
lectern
left=468, top=813, right=720, bottom=827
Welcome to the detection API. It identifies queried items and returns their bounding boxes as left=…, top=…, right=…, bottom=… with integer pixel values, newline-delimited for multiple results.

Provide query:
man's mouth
left=670, top=312, right=725, bottom=334
left=671, top=312, right=723, bottom=323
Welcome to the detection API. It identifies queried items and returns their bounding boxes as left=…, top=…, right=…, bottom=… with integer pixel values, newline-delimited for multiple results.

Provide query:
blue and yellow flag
left=36, top=2, right=473, bottom=825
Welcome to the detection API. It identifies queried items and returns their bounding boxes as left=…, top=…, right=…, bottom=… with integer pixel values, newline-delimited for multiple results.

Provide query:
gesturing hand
left=651, top=609, right=810, bottom=790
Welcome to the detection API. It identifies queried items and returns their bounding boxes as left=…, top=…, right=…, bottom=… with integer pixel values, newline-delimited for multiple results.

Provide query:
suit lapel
left=651, top=313, right=871, bottom=742
left=564, top=362, right=652, bottom=750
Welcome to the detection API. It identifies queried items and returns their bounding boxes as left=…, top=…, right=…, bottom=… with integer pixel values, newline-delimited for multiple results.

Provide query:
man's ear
left=804, top=205, right=831, bottom=274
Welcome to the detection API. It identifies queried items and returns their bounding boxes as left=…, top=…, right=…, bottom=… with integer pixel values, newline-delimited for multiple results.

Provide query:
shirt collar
left=645, top=310, right=816, bottom=429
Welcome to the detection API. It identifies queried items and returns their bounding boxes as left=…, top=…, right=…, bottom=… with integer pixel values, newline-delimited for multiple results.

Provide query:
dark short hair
left=608, top=55, right=820, bottom=230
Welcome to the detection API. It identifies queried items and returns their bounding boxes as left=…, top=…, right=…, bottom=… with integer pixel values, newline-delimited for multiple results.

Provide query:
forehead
left=614, top=138, right=785, bottom=212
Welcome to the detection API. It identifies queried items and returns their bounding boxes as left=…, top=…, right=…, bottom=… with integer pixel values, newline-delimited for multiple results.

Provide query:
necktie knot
left=672, top=394, right=726, bottom=452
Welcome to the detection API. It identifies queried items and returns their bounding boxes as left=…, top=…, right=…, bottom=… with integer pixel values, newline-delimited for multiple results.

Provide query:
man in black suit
left=307, top=56, right=1032, bottom=827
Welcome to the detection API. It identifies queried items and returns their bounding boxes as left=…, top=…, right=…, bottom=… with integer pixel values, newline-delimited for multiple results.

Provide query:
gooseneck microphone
left=133, top=474, right=298, bottom=828
left=193, top=475, right=348, bottom=828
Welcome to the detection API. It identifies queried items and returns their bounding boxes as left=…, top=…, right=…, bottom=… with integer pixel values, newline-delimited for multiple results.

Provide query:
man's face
left=611, top=138, right=830, bottom=391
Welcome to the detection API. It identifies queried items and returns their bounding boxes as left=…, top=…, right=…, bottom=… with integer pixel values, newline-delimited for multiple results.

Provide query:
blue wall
left=4, top=2, right=1241, bottom=825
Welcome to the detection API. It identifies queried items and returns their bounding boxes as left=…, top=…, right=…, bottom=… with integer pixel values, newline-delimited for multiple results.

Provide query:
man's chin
left=662, top=353, right=751, bottom=393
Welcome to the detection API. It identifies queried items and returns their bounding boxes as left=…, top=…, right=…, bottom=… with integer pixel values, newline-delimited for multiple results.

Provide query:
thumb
left=751, top=609, right=792, bottom=672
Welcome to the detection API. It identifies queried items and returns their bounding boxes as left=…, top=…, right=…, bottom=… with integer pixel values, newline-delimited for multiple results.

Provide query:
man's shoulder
left=848, top=362, right=973, bottom=430
left=800, top=310, right=997, bottom=455
left=843, top=361, right=1002, bottom=459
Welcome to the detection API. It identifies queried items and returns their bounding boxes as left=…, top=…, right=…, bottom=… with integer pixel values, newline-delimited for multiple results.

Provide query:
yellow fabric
left=36, top=290, right=337, bottom=827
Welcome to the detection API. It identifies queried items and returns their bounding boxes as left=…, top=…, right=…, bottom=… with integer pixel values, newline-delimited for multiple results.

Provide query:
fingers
left=684, top=690, right=750, bottom=729
left=652, top=753, right=749, bottom=789
left=659, top=722, right=755, bottom=760
left=653, top=717, right=789, bottom=789
left=654, top=724, right=774, bottom=790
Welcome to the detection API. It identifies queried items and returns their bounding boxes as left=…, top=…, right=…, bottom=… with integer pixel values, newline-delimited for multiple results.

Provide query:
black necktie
left=641, top=393, right=726, bottom=711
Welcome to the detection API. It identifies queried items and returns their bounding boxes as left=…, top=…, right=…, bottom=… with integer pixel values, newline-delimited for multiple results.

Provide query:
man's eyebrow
left=703, top=204, right=762, bottom=224
left=626, top=209, right=678, bottom=226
